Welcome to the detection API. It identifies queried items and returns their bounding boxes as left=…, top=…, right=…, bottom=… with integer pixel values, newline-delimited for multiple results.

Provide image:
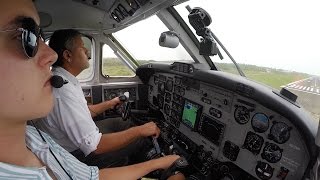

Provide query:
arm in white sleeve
left=52, top=93, right=102, bottom=156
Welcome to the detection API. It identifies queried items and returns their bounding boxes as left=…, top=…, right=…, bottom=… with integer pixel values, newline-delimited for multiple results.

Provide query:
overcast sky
left=183, top=0, right=320, bottom=75
left=113, top=0, right=320, bottom=76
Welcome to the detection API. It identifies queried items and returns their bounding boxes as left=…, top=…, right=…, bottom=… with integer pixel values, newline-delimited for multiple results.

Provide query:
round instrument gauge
left=157, top=94, right=164, bottom=109
left=165, top=79, right=173, bottom=92
left=261, top=142, right=283, bottom=163
left=251, top=113, right=269, bottom=133
left=268, top=122, right=291, bottom=144
left=165, top=93, right=171, bottom=103
left=243, top=131, right=264, bottom=155
left=255, top=161, right=274, bottom=180
left=234, top=105, right=250, bottom=124
left=175, top=77, right=182, bottom=85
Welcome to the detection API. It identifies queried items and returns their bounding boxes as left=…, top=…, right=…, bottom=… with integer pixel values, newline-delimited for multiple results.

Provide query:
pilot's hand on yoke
left=160, top=155, right=186, bottom=180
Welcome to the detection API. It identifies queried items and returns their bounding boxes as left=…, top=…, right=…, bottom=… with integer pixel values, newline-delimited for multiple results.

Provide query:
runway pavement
left=282, top=76, right=320, bottom=121
left=285, top=77, right=320, bottom=95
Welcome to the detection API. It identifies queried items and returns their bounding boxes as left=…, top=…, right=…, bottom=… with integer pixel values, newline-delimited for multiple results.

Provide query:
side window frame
left=99, top=33, right=138, bottom=80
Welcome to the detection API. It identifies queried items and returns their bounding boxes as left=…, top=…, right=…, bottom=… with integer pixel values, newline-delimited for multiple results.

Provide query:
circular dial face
left=165, top=93, right=171, bottom=103
left=234, top=105, right=250, bottom=124
left=165, top=80, right=173, bottom=92
left=251, top=113, right=269, bottom=133
left=261, top=142, right=283, bottom=163
left=269, top=122, right=291, bottom=144
left=255, top=161, right=274, bottom=180
left=157, top=94, right=164, bottom=109
left=243, top=132, right=264, bottom=155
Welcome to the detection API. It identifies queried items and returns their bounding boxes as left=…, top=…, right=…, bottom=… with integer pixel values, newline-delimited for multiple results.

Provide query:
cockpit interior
left=35, top=0, right=320, bottom=179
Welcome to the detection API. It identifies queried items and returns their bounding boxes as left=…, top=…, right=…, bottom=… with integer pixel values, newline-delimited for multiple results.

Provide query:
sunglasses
left=0, top=18, right=42, bottom=58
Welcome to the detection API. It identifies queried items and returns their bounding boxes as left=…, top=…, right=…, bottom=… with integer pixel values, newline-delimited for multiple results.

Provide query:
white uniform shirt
left=0, top=126, right=99, bottom=179
left=36, top=67, right=102, bottom=156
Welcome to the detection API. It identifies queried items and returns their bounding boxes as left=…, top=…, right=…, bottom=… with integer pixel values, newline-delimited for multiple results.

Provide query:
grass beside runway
left=215, top=63, right=311, bottom=90
left=245, top=70, right=309, bottom=90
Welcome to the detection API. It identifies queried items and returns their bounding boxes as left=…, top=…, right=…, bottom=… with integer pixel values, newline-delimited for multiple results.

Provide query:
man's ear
left=62, top=49, right=72, bottom=63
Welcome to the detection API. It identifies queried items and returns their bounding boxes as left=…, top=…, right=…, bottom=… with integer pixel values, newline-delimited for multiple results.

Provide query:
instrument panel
left=147, top=72, right=309, bottom=180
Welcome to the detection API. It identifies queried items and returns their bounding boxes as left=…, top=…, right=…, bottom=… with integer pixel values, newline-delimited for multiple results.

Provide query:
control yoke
left=160, top=157, right=189, bottom=180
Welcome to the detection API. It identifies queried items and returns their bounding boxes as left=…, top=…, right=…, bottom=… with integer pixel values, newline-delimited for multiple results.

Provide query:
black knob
left=119, top=95, right=127, bottom=101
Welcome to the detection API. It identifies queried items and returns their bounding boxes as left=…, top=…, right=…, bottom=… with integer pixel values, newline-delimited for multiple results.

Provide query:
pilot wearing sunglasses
left=0, top=0, right=185, bottom=179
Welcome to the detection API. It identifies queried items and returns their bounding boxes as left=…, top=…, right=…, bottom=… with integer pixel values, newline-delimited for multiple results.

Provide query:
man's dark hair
left=49, top=29, right=82, bottom=67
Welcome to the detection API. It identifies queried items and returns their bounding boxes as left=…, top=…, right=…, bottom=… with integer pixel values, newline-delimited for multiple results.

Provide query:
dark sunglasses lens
left=22, top=30, right=38, bottom=58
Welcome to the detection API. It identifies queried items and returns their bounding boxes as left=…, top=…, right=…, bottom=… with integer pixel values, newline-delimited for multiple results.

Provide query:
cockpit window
left=101, top=44, right=136, bottom=77
left=113, top=15, right=193, bottom=65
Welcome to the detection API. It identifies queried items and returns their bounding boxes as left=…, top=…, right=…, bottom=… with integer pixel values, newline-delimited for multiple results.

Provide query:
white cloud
left=198, top=0, right=320, bottom=75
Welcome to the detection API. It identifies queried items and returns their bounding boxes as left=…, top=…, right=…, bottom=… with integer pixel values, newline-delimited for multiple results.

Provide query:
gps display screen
left=181, top=100, right=202, bottom=129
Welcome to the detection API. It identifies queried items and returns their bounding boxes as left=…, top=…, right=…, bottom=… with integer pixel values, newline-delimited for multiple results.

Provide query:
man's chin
left=80, top=64, right=90, bottom=71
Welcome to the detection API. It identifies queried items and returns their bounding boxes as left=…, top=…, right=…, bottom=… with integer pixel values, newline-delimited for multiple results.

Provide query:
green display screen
left=182, top=101, right=201, bottom=129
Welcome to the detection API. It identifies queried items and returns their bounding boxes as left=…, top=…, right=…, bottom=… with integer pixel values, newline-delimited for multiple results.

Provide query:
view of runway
left=283, top=76, right=320, bottom=121
left=285, top=77, right=320, bottom=95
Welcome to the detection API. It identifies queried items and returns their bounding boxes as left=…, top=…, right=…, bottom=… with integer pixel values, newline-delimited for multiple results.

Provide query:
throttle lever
left=152, top=137, right=161, bottom=155
left=146, top=137, right=161, bottom=160
left=160, top=157, right=189, bottom=180
left=113, top=93, right=129, bottom=113
left=118, top=94, right=127, bottom=102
